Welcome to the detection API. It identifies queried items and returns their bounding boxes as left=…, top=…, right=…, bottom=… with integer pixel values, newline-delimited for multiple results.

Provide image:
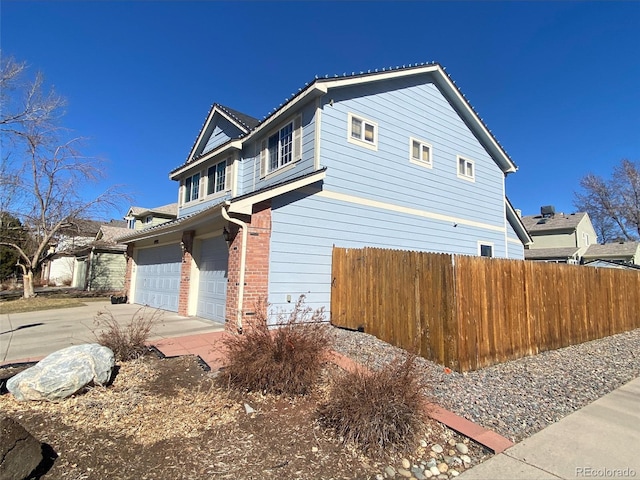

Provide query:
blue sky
left=2, top=1, right=639, bottom=222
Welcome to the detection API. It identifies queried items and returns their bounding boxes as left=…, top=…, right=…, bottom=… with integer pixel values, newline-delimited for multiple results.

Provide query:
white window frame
left=144, top=215, right=153, bottom=224
left=478, top=241, right=494, bottom=258
left=183, top=172, right=201, bottom=204
left=457, top=155, right=475, bottom=182
left=409, top=137, right=433, bottom=168
left=348, top=112, right=378, bottom=150
left=206, top=158, right=229, bottom=197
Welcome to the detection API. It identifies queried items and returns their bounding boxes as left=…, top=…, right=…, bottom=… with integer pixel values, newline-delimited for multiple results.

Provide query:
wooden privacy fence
left=331, top=247, right=640, bottom=372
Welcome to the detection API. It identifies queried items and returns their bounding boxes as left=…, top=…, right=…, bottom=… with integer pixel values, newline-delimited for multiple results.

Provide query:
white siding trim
left=314, top=98, right=322, bottom=170
left=507, top=236, right=524, bottom=245
left=310, top=189, right=506, bottom=233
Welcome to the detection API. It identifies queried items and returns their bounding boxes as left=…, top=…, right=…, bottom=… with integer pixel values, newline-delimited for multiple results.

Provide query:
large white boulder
left=7, top=344, right=115, bottom=401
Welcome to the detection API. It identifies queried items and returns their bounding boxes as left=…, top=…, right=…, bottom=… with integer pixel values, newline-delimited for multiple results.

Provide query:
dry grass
left=221, top=296, right=332, bottom=396
left=93, top=307, right=164, bottom=361
left=318, top=354, right=429, bottom=455
left=0, top=297, right=90, bottom=314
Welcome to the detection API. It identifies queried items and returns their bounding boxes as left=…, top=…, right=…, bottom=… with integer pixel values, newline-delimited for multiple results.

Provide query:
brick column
left=123, top=243, right=134, bottom=301
left=225, top=201, right=271, bottom=331
left=178, top=230, right=195, bottom=316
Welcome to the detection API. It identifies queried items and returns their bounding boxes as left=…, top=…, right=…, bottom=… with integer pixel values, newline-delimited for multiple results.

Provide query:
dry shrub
left=93, top=307, right=163, bottom=361
left=318, top=354, right=428, bottom=455
left=221, top=295, right=332, bottom=396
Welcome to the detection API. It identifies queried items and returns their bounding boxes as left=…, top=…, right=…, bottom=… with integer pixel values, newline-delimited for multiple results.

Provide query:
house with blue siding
left=118, top=63, right=532, bottom=330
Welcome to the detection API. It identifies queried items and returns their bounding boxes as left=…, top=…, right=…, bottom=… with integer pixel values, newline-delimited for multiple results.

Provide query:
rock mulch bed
left=331, top=326, right=640, bottom=444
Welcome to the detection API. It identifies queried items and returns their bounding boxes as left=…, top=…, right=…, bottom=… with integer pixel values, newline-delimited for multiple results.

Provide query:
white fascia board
left=242, top=85, right=327, bottom=143
left=185, top=106, right=250, bottom=165
left=170, top=140, right=243, bottom=180
left=228, top=170, right=327, bottom=215
left=506, top=199, right=533, bottom=245
left=433, top=69, right=517, bottom=174
left=318, top=65, right=440, bottom=90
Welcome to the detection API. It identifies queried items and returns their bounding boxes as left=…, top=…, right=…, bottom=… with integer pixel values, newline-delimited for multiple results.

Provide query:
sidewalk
left=458, top=376, right=640, bottom=480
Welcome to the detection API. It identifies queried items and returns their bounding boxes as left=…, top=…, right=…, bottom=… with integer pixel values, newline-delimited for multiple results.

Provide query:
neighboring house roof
left=170, top=62, right=518, bottom=178
left=521, top=212, right=588, bottom=233
left=126, top=203, right=178, bottom=218
left=582, top=242, right=640, bottom=260
left=524, top=247, right=580, bottom=260
left=584, top=259, right=640, bottom=270
left=58, top=219, right=103, bottom=238
left=97, top=225, right=131, bottom=244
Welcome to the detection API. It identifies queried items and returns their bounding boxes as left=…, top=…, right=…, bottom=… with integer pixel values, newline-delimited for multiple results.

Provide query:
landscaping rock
left=455, top=442, right=469, bottom=454
left=431, top=444, right=443, bottom=454
left=7, top=344, right=115, bottom=401
left=0, top=415, right=43, bottom=480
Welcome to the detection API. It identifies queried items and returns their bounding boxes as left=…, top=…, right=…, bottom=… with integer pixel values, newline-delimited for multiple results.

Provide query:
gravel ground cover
left=330, top=326, right=640, bottom=442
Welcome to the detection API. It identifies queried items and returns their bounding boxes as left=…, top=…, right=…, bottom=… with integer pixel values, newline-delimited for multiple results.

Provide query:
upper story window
left=260, top=116, right=302, bottom=177
left=410, top=137, right=432, bottom=167
left=144, top=215, right=153, bottom=224
left=348, top=113, right=377, bottom=150
left=457, top=156, right=475, bottom=181
left=126, top=217, right=135, bottom=229
left=582, top=232, right=591, bottom=247
left=207, top=159, right=227, bottom=196
left=184, top=172, right=200, bottom=203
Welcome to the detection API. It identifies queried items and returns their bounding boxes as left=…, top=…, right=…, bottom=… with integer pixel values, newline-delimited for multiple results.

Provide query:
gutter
left=222, top=203, right=247, bottom=333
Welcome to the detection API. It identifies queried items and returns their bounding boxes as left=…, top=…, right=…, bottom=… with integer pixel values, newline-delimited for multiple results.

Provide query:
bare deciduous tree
left=0, top=55, right=128, bottom=298
left=574, top=159, right=640, bottom=243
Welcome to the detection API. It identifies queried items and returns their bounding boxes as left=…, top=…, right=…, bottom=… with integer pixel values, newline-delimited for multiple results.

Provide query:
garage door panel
left=135, top=244, right=182, bottom=312
left=197, top=236, right=228, bottom=322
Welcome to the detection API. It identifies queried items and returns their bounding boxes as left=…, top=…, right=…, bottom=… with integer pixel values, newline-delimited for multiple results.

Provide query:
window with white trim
left=348, top=113, right=377, bottom=149
left=479, top=242, right=493, bottom=257
left=144, top=215, right=153, bottom=224
left=260, top=116, right=302, bottom=177
left=184, top=172, right=200, bottom=203
left=410, top=137, right=432, bottom=167
left=457, top=156, right=475, bottom=181
left=207, top=159, right=227, bottom=196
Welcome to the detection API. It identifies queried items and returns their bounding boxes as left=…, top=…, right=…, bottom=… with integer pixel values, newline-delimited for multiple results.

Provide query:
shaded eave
left=505, top=198, right=533, bottom=245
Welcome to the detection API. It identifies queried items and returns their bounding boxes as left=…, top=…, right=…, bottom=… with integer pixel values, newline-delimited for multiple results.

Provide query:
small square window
left=348, top=113, right=378, bottom=150
left=479, top=243, right=493, bottom=257
left=457, top=156, right=475, bottom=181
left=410, top=137, right=432, bottom=167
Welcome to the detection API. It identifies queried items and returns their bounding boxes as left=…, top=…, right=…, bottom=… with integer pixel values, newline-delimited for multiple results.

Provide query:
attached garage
left=134, top=244, right=182, bottom=311
left=196, top=236, right=228, bottom=322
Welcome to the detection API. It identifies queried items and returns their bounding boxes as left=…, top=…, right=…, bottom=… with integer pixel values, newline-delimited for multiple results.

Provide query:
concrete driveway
left=0, top=301, right=224, bottom=365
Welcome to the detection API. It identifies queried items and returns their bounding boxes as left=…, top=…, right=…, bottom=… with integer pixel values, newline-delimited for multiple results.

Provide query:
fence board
left=331, top=247, right=640, bottom=372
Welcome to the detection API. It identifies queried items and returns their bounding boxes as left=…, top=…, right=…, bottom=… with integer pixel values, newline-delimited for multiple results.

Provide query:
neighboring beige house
left=582, top=241, right=640, bottom=266
left=521, top=207, right=597, bottom=264
left=124, top=203, right=178, bottom=230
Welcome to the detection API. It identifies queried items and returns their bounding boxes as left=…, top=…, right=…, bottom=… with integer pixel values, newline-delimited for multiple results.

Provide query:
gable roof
left=126, top=203, right=178, bottom=219
left=521, top=212, right=589, bottom=233
left=170, top=62, right=518, bottom=178
left=506, top=198, right=533, bottom=246
left=582, top=241, right=640, bottom=259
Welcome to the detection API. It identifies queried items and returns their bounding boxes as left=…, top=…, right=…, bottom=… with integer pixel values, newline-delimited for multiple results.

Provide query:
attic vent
left=541, top=205, right=556, bottom=218
left=537, top=218, right=549, bottom=225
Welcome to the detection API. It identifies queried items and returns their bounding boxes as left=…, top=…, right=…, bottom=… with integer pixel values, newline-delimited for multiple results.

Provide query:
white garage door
left=135, top=244, right=182, bottom=311
left=197, top=236, right=228, bottom=322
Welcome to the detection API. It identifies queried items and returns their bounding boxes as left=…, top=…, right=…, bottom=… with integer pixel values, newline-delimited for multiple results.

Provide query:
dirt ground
left=1, top=354, right=487, bottom=480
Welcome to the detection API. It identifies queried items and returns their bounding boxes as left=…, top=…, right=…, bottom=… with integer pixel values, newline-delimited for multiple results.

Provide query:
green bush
left=221, top=295, right=332, bottom=396
left=317, top=354, right=428, bottom=455
left=93, top=307, right=163, bottom=361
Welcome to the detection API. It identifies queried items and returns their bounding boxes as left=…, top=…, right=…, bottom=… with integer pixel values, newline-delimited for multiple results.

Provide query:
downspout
left=222, top=203, right=247, bottom=333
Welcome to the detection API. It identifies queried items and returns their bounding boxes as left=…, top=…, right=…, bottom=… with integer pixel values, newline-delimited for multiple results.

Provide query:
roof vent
left=541, top=205, right=556, bottom=218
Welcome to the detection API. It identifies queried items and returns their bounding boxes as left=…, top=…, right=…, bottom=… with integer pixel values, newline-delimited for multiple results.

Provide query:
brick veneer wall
left=226, top=201, right=271, bottom=331
left=123, top=244, right=134, bottom=301
left=178, top=230, right=195, bottom=316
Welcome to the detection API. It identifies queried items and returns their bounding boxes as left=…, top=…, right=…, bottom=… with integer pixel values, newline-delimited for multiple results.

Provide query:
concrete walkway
left=0, top=301, right=224, bottom=365
left=458, top=376, right=640, bottom=480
